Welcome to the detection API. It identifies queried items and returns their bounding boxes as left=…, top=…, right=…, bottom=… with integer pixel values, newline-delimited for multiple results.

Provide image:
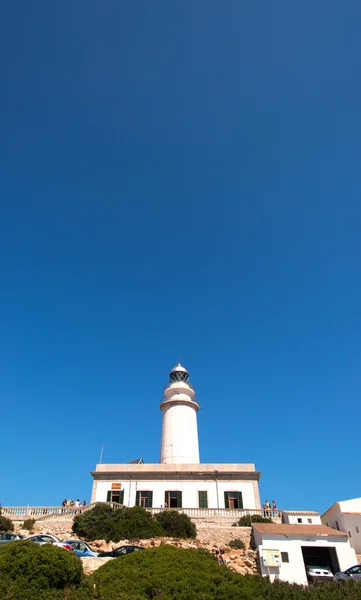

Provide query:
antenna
left=99, top=444, right=104, bottom=464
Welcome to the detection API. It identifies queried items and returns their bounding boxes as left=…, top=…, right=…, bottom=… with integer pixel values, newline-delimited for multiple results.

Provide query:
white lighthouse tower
left=160, top=362, right=200, bottom=464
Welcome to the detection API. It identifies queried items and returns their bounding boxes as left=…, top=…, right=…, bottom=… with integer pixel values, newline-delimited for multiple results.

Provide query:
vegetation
left=0, top=515, right=14, bottom=532
left=22, top=517, right=36, bottom=531
left=73, top=505, right=196, bottom=542
left=228, top=538, right=246, bottom=549
left=72, top=504, right=163, bottom=542
left=88, top=545, right=361, bottom=599
left=155, top=509, right=197, bottom=539
left=0, top=540, right=84, bottom=600
left=0, top=543, right=361, bottom=599
left=238, top=514, right=273, bottom=526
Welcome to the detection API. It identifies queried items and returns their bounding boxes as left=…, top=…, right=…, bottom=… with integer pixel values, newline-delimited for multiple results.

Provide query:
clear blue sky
left=1, top=1, right=360, bottom=513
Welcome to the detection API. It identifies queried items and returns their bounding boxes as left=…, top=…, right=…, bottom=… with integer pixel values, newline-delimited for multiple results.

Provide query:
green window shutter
left=106, top=491, right=111, bottom=502
left=198, top=491, right=208, bottom=508
left=177, top=491, right=182, bottom=508
left=165, top=491, right=168, bottom=507
left=224, top=492, right=229, bottom=509
left=119, top=490, right=124, bottom=505
left=135, top=491, right=140, bottom=506
left=237, top=492, right=243, bottom=509
left=148, top=491, right=153, bottom=508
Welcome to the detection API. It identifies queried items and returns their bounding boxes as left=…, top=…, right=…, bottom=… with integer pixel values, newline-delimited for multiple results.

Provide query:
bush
left=238, top=514, right=273, bottom=526
left=72, top=503, right=115, bottom=541
left=0, top=515, right=14, bottom=532
left=155, top=510, right=197, bottom=539
left=228, top=539, right=245, bottom=550
left=73, top=504, right=163, bottom=542
left=0, top=540, right=84, bottom=599
left=22, top=518, right=36, bottom=531
left=89, top=545, right=361, bottom=600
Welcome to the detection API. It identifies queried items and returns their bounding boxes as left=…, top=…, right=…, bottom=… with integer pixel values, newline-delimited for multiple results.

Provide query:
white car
left=25, top=534, right=74, bottom=552
left=306, top=565, right=334, bottom=582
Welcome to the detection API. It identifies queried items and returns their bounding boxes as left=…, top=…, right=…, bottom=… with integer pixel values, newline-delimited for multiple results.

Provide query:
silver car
left=0, top=533, right=23, bottom=545
left=334, top=564, right=361, bottom=581
left=25, top=534, right=74, bottom=552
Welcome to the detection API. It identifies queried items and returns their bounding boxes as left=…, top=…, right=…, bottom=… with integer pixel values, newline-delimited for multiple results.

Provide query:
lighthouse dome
left=169, top=362, right=189, bottom=383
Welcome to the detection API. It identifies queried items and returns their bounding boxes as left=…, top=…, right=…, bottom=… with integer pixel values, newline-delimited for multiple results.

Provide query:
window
left=356, top=526, right=359, bottom=534
left=135, top=491, right=153, bottom=508
left=297, top=518, right=302, bottom=523
left=347, top=566, right=361, bottom=575
left=198, top=491, right=208, bottom=508
left=348, top=531, right=352, bottom=538
left=224, top=492, right=243, bottom=509
left=165, top=491, right=182, bottom=508
left=107, top=490, right=124, bottom=504
left=307, top=518, right=312, bottom=523
left=281, top=552, right=289, bottom=563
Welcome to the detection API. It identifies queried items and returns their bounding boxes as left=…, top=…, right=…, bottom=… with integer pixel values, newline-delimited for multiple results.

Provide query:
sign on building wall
left=111, top=483, right=122, bottom=490
left=262, top=549, right=281, bottom=567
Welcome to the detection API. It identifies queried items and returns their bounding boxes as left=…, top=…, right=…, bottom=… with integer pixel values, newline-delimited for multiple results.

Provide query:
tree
left=155, top=510, right=196, bottom=539
left=72, top=504, right=163, bottom=542
left=0, top=515, right=14, bottom=532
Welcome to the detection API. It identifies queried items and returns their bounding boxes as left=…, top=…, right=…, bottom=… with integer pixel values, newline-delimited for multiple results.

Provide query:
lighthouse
left=160, top=362, right=200, bottom=464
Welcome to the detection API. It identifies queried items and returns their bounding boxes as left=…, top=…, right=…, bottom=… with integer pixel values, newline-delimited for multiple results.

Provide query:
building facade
left=91, top=363, right=261, bottom=509
left=282, top=510, right=322, bottom=525
left=321, top=498, right=361, bottom=554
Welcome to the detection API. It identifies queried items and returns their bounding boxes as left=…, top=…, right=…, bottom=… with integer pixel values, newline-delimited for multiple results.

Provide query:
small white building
left=321, top=498, right=361, bottom=554
left=282, top=510, right=322, bottom=525
left=253, top=522, right=357, bottom=586
left=91, top=363, right=261, bottom=511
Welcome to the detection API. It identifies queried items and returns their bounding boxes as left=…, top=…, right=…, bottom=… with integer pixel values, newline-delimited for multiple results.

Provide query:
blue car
left=63, top=540, right=99, bottom=557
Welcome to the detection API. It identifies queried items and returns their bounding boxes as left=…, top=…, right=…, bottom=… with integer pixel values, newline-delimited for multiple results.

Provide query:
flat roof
left=91, top=463, right=260, bottom=481
left=282, top=510, right=320, bottom=516
left=252, top=523, right=347, bottom=537
left=94, top=463, right=257, bottom=473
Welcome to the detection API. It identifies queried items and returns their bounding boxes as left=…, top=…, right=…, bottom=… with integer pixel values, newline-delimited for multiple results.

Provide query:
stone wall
left=15, top=516, right=257, bottom=576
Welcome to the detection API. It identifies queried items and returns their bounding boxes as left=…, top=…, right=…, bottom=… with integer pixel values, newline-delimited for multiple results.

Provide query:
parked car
left=306, top=565, right=334, bottom=582
left=0, top=533, right=24, bottom=545
left=24, top=534, right=74, bottom=552
left=63, top=540, right=99, bottom=558
left=334, top=564, right=361, bottom=581
left=98, top=545, right=145, bottom=558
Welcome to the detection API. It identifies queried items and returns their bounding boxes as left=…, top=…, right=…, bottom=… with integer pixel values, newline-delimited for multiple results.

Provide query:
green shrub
left=72, top=503, right=115, bottom=541
left=238, top=514, right=273, bottom=526
left=0, top=540, right=84, bottom=599
left=22, top=518, right=36, bottom=531
left=155, top=510, right=197, bottom=539
left=89, top=545, right=361, bottom=599
left=73, top=504, right=163, bottom=542
left=228, top=539, right=245, bottom=549
left=0, top=515, right=14, bottom=532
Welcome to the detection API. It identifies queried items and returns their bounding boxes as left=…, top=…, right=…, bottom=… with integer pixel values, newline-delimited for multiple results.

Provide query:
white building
left=91, top=362, right=261, bottom=511
left=282, top=510, right=322, bottom=525
left=253, top=522, right=357, bottom=586
left=321, top=498, right=361, bottom=554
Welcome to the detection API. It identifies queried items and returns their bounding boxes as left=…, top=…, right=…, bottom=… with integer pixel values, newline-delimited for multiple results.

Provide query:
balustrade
left=1, top=504, right=282, bottom=522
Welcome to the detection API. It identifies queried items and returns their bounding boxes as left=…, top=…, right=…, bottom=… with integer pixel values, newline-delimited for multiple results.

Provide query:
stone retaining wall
left=14, top=516, right=257, bottom=576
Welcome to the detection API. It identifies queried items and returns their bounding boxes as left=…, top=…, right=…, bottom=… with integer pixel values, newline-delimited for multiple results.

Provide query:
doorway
left=301, top=546, right=340, bottom=575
